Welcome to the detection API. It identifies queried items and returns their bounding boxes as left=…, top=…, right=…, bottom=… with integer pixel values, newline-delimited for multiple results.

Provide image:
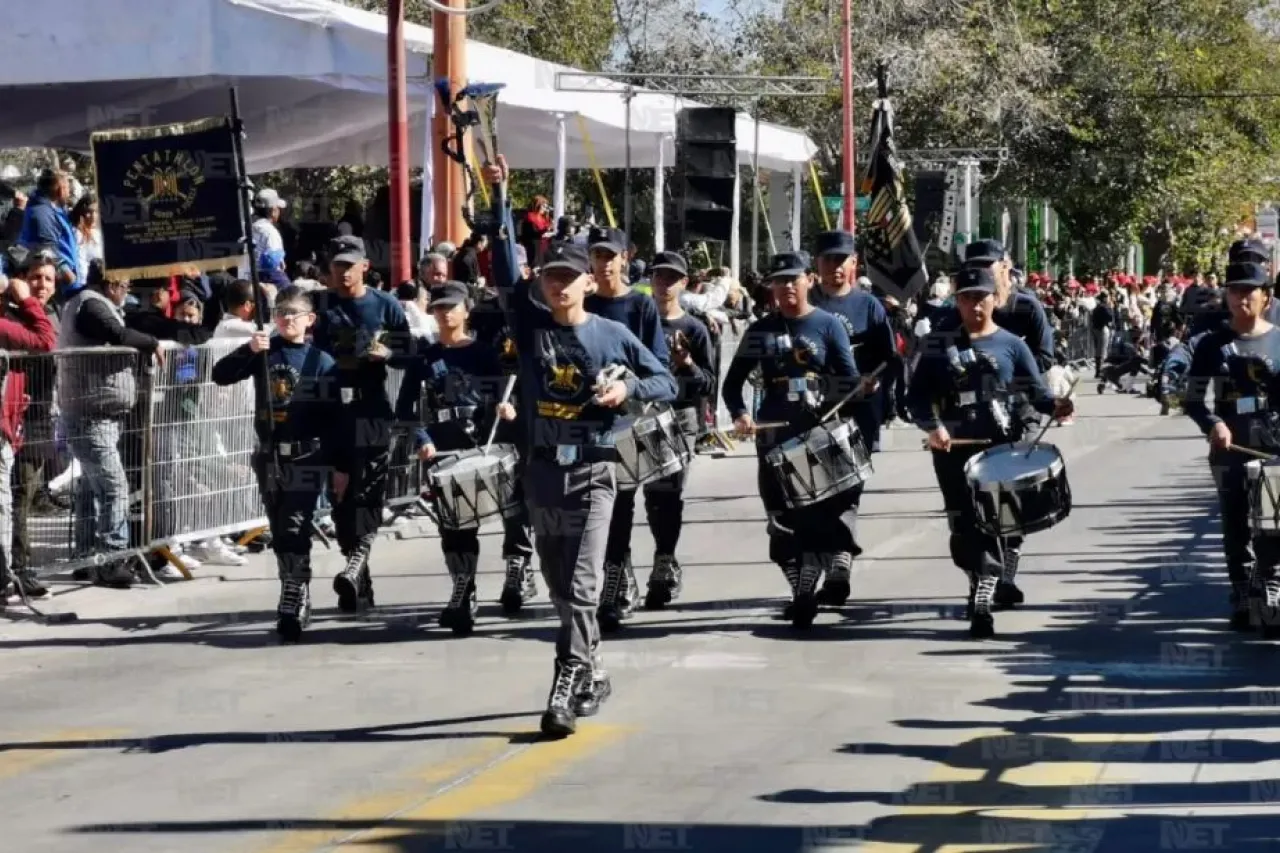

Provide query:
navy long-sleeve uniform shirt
left=1184, top=325, right=1280, bottom=452
left=211, top=338, right=341, bottom=452
left=661, top=313, right=716, bottom=410
left=721, top=308, right=859, bottom=450
left=811, top=285, right=895, bottom=447
left=487, top=188, right=677, bottom=454
left=939, top=289, right=1054, bottom=372
left=907, top=327, right=1055, bottom=441
left=310, top=288, right=412, bottom=422
left=394, top=339, right=511, bottom=453
left=586, top=290, right=669, bottom=367
left=811, top=287, right=895, bottom=375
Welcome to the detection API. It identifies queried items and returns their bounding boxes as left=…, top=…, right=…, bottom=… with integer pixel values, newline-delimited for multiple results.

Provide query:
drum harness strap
left=946, top=345, right=1014, bottom=441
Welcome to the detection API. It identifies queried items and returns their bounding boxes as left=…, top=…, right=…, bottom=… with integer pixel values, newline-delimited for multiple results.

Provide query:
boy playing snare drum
left=394, top=281, right=518, bottom=636
left=906, top=267, right=1072, bottom=639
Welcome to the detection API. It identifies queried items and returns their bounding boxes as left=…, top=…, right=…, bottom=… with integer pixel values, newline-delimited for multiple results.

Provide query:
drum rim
left=964, top=442, right=1066, bottom=489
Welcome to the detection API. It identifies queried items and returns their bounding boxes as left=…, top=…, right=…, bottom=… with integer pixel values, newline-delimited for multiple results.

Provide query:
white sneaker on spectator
left=152, top=561, right=187, bottom=581
left=188, top=538, right=248, bottom=567
left=170, top=546, right=202, bottom=571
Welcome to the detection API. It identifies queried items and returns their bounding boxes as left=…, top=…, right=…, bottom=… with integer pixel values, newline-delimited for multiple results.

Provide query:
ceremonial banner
left=92, top=117, right=244, bottom=278
left=859, top=97, right=929, bottom=301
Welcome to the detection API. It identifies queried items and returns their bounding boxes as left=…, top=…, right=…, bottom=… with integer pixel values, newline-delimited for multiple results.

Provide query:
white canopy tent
left=0, top=0, right=817, bottom=273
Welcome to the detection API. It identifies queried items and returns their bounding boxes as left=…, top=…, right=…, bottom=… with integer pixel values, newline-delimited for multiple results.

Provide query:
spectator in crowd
left=292, top=261, right=324, bottom=292
left=418, top=252, right=449, bottom=289
left=57, top=261, right=160, bottom=588
left=627, top=243, right=646, bottom=285
left=1090, top=290, right=1115, bottom=375
left=0, top=246, right=58, bottom=602
left=248, top=188, right=290, bottom=288
left=518, top=195, right=552, bottom=267
left=396, top=280, right=437, bottom=342
left=69, top=192, right=101, bottom=284
left=125, top=284, right=214, bottom=347
left=18, top=170, right=80, bottom=301
left=0, top=177, right=25, bottom=248
left=214, top=279, right=266, bottom=339
left=451, top=233, right=486, bottom=285
left=62, top=158, right=85, bottom=205
left=432, top=241, right=457, bottom=261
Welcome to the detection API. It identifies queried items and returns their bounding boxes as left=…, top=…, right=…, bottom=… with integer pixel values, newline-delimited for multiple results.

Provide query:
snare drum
left=615, top=407, right=691, bottom=490
left=426, top=445, right=520, bottom=530
left=964, top=442, right=1071, bottom=538
left=1246, top=459, right=1280, bottom=535
left=764, top=419, right=873, bottom=510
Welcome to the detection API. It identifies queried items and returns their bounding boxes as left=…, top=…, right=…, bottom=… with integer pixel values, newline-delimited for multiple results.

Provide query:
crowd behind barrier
left=16, top=311, right=1098, bottom=582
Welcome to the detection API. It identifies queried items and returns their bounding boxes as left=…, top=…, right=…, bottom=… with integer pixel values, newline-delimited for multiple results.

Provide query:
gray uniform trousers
left=524, top=457, right=618, bottom=666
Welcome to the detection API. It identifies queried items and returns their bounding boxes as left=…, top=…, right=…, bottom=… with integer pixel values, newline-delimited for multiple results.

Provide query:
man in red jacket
left=0, top=245, right=57, bottom=605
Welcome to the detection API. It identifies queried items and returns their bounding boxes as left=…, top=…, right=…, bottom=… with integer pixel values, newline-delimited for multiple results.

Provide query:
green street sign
left=824, top=195, right=872, bottom=216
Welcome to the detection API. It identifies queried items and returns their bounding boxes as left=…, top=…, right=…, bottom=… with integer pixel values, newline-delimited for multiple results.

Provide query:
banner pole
left=228, top=88, right=280, bottom=483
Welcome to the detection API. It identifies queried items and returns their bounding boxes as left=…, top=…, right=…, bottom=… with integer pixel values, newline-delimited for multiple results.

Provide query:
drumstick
left=818, top=363, right=888, bottom=424
left=921, top=438, right=991, bottom=450
left=1229, top=444, right=1277, bottom=461
left=482, top=375, right=518, bottom=457
left=1028, top=375, right=1081, bottom=449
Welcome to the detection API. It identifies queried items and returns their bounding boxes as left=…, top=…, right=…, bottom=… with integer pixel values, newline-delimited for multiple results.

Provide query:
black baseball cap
left=1225, top=262, right=1271, bottom=289
left=765, top=251, right=810, bottom=280
left=954, top=266, right=997, bottom=294
left=588, top=226, right=628, bottom=255
left=328, top=235, right=366, bottom=264
left=963, top=239, right=1006, bottom=267
left=650, top=251, right=688, bottom=276
left=542, top=242, right=591, bottom=276
left=1229, top=238, right=1269, bottom=265
left=428, top=281, right=471, bottom=309
left=815, top=230, right=857, bottom=257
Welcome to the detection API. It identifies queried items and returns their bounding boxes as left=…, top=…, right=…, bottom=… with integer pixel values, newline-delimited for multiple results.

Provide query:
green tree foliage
left=1003, top=0, right=1280, bottom=273
left=345, top=0, right=616, bottom=69
left=736, top=0, right=1280, bottom=273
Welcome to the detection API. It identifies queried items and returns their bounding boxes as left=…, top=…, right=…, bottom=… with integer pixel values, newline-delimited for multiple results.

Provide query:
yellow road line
left=253, top=739, right=512, bottom=853
left=356, top=723, right=630, bottom=851
left=0, top=729, right=130, bottom=782
left=253, top=723, right=630, bottom=853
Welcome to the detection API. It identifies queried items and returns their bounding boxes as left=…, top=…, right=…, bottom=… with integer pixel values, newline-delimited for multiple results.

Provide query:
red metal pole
left=388, top=0, right=411, bottom=285
left=841, top=0, right=855, bottom=234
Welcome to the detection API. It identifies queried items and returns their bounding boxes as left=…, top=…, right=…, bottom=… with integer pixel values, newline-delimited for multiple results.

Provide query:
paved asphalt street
left=3, top=385, right=1280, bottom=853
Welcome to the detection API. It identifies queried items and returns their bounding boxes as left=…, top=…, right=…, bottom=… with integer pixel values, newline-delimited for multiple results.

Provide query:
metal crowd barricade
left=11, top=346, right=157, bottom=581
left=146, top=339, right=266, bottom=564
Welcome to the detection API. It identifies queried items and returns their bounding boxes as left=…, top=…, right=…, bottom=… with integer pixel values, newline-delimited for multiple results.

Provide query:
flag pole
left=841, top=0, right=855, bottom=234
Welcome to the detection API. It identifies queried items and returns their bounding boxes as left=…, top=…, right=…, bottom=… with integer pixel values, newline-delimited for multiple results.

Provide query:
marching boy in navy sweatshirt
left=212, top=286, right=341, bottom=641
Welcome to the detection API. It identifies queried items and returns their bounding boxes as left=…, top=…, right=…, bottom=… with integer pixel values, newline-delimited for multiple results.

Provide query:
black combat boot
left=573, top=651, right=613, bottom=717
left=541, top=660, right=588, bottom=738
left=498, top=555, right=537, bottom=616
left=816, top=552, right=853, bottom=606
left=994, top=547, right=1025, bottom=609
left=790, top=560, right=821, bottom=628
left=970, top=575, right=997, bottom=639
left=644, top=553, right=683, bottom=609
left=438, top=553, right=479, bottom=636
left=276, top=578, right=312, bottom=643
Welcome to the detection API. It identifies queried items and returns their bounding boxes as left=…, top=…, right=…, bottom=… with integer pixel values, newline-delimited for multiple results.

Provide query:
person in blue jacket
left=19, top=170, right=80, bottom=301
